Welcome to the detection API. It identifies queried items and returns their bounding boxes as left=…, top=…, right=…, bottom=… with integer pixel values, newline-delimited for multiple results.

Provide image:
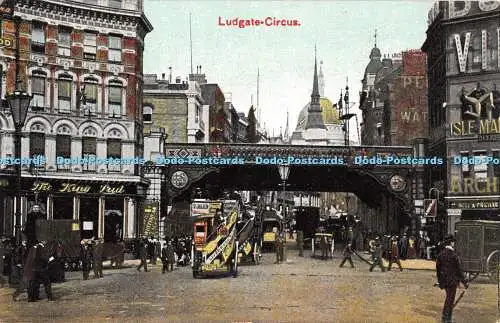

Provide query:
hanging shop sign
left=30, top=181, right=129, bottom=194
left=448, top=199, right=499, bottom=210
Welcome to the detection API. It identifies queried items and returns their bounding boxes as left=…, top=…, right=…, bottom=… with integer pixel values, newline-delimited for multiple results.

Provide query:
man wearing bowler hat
left=436, top=234, right=468, bottom=323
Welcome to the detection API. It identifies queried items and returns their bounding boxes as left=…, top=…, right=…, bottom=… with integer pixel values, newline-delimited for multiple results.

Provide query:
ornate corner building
left=0, top=0, right=152, bottom=241
left=423, top=1, right=500, bottom=237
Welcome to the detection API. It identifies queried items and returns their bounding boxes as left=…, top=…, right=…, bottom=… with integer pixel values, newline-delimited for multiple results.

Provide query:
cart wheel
left=486, top=250, right=500, bottom=283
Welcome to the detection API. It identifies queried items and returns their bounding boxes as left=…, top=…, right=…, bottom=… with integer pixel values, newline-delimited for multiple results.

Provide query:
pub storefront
left=17, top=178, right=144, bottom=242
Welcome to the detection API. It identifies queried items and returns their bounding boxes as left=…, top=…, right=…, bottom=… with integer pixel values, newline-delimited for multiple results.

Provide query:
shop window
left=52, top=196, right=73, bottom=220
left=58, top=27, right=71, bottom=56
left=83, top=32, right=97, bottom=60
left=29, top=132, right=45, bottom=159
left=143, top=105, right=153, bottom=123
left=107, top=139, right=121, bottom=172
left=82, top=136, right=97, bottom=172
left=108, top=80, right=122, bottom=118
left=30, top=71, right=46, bottom=111
left=473, top=152, right=488, bottom=182
left=31, top=21, right=45, bottom=53
left=108, top=35, right=122, bottom=62
left=56, top=135, right=71, bottom=170
left=83, top=78, right=98, bottom=115
left=58, top=75, right=72, bottom=113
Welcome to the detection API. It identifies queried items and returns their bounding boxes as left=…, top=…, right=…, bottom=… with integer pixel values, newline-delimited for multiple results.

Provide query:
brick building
left=0, top=0, right=152, bottom=241
left=423, top=0, right=500, bottom=237
left=358, top=43, right=429, bottom=234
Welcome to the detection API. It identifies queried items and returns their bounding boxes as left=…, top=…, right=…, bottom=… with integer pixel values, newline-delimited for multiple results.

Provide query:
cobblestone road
left=0, top=246, right=498, bottom=323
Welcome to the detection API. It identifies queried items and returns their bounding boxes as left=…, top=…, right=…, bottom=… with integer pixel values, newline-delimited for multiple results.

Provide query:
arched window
left=108, top=80, right=122, bottom=118
left=143, top=105, right=153, bottom=123
left=83, top=77, right=99, bottom=115
left=56, top=125, right=72, bottom=170
left=82, top=127, right=97, bottom=172
left=31, top=71, right=47, bottom=111
left=58, top=74, right=73, bottom=113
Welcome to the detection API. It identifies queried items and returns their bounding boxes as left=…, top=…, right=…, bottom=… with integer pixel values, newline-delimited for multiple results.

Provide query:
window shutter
left=108, top=86, right=122, bottom=103
left=107, top=139, right=121, bottom=157
left=30, top=133, right=45, bottom=156
left=56, top=135, right=71, bottom=157
left=82, top=137, right=97, bottom=154
left=58, top=79, right=72, bottom=98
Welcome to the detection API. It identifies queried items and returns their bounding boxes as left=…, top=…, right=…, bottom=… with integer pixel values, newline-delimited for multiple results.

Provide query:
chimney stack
left=169, top=67, right=172, bottom=83
left=162, top=73, right=165, bottom=80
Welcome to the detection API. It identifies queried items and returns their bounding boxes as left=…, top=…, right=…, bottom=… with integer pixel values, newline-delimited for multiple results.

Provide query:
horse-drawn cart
left=456, top=220, right=500, bottom=283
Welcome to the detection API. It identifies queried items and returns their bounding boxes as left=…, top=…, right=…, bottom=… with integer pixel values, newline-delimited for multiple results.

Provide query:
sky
left=143, top=0, right=432, bottom=142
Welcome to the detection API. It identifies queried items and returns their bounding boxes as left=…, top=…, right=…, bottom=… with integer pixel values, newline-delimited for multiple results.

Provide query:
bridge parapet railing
left=163, top=143, right=414, bottom=166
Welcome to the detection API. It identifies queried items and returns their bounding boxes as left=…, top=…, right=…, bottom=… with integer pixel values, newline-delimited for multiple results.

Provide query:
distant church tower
left=305, top=46, right=326, bottom=130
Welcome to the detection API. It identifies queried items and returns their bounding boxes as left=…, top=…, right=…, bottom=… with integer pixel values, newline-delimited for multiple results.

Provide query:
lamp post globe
left=6, top=90, right=31, bottom=129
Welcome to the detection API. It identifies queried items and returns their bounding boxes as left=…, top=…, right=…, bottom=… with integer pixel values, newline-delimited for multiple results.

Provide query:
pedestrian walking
left=296, top=230, right=304, bottom=257
left=436, top=234, right=468, bottom=323
left=408, top=235, right=417, bottom=259
left=400, top=233, right=408, bottom=259
left=81, top=241, right=92, bottom=280
left=136, top=240, right=148, bottom=272
left=339, top=243, right=354, bottom=268
left=166, top=240, right=175, bottom=272
left=419, top=233, right=429, bottom=259
left=92, top=239, right=103, bottom=278
left=274, top=232, right=284, bottom=264
left=12, top=244, right=33, bottom=301
left=387, top=236, right=403, bottom=271
left=369, top=238, right=385, bottom=272
left=32, top=241, right=53, bottom=301
left=160, top=241, right=168, bottom=274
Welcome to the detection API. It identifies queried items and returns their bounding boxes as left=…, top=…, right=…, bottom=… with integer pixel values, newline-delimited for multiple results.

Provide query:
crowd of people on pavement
left=135, top=235, right=193, bottom=273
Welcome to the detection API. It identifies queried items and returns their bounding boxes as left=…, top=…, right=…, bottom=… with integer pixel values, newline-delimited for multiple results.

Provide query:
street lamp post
left=6, top=13, right=33, bottom=285
left=278, top=164, right=290, bottom=261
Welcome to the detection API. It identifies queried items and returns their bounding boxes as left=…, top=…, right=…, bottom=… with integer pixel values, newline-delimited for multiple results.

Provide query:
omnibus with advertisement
left=191, top=199, right=240, bottom=278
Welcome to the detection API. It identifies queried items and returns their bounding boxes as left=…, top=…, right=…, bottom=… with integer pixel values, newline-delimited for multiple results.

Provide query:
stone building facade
left=0, top=0, right=152, bottom=241
left=423, top=0, right=500, bottom=237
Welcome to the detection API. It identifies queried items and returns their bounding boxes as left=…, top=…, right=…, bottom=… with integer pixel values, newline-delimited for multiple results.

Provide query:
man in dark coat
left=339, top=243, right=354, bottom=268
left=12, top=243, right=34, bottom=301
left=160, top=242, right=168, bottom=274
left=369, top=238, right=385, bottom=272
left=32, top=241, right=53, bottom=301
left=92, top=239, right=103, bottom=278
left=80, top=242, right=92, bottom=280
left=388, top=236, right=403, bottom=271
left=166, top=240, right=175, bottom=272
left=136, top=240, right=148, bottom=272
left=399, top=233, right=408, bottom=259
left=436, top=234, right=468, bottom=323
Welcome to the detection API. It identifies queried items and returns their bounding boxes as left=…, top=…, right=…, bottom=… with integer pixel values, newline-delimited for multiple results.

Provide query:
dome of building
left=370, top=47, right=381, bottom=60
left=295, top=97, right=339, bottom=130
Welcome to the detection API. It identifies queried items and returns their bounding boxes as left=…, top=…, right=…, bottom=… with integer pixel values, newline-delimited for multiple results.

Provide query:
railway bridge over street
left=146, top=142, right=429, bottom=234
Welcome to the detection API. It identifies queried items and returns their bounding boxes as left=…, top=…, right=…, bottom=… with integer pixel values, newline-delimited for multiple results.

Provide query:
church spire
left=305, top=45, right=326, bottom=130
left=319, top=60, right=325, bottom=97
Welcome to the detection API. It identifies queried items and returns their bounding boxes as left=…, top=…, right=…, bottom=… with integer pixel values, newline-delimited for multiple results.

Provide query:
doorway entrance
left=79, top=198, right=98, bottom=239
left=104, top=198, right=123, bottom=242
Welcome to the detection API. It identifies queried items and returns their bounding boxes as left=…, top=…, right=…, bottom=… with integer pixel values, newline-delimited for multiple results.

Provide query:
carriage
left=455, top=220, right=500, bottom=283
left=191, top=199, right=240, bottom=278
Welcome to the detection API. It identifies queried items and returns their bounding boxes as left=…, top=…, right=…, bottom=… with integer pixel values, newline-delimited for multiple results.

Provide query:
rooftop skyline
left=143, top=1, right=432, bottom=141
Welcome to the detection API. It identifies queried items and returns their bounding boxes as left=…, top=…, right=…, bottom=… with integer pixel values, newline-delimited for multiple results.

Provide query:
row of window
left=31, top=22, right=123, bottom=62
left=460, top=152, right=500, bottom=178
left=142, top=104, right=201, bottom=123
left=30, top=71, right=123, bottom=117
left=30, top=133, right=122, bottom=172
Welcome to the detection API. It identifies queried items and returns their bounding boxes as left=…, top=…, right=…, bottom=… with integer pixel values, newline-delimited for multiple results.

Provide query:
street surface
left=0, top=243, right=498, bottom=323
